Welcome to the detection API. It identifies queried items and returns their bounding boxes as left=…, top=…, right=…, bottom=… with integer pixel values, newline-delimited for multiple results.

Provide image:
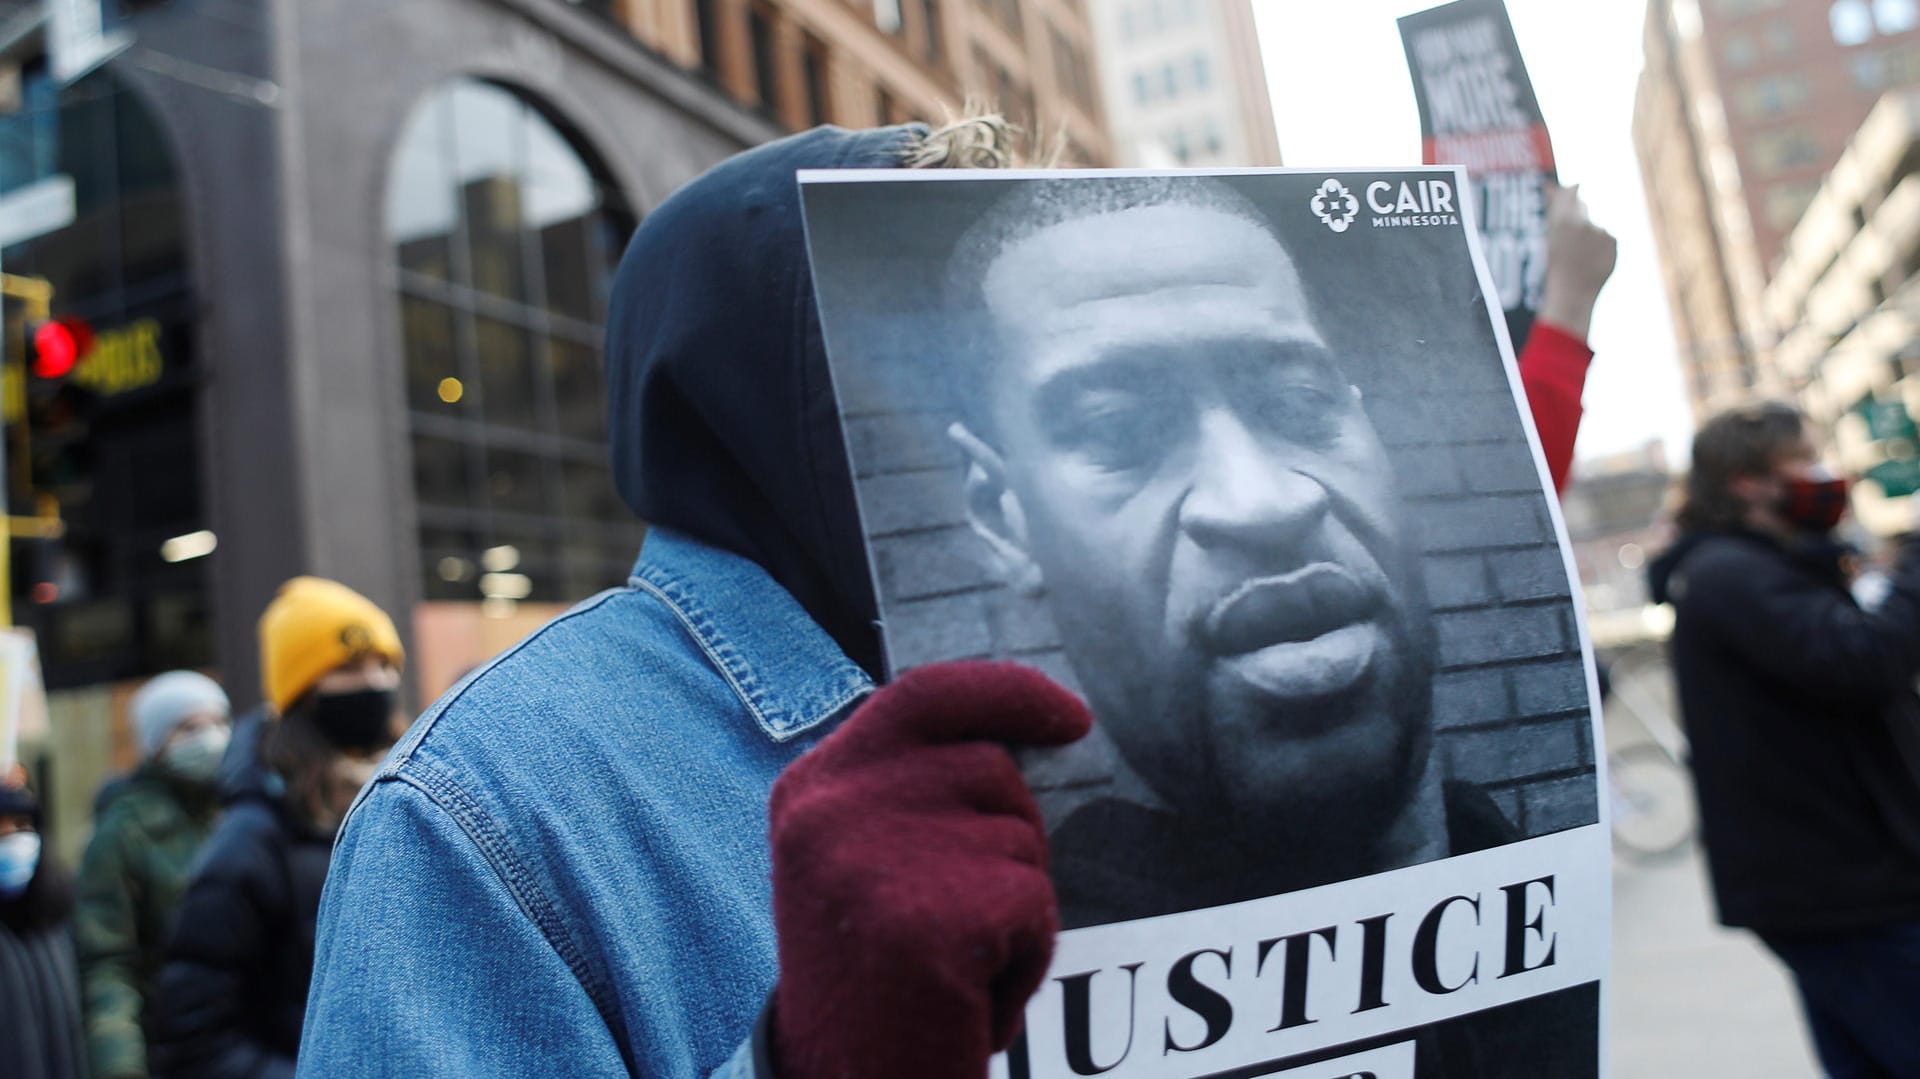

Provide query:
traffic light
left=30, top=316, right=92, bottom=380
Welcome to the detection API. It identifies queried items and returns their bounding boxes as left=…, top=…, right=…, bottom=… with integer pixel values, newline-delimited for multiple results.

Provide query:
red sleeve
left=1517, top=320, right=1593, bottom=494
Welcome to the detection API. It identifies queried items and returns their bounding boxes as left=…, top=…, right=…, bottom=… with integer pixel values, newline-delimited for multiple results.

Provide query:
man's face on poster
left=956, top=202, right=1434, bottom=832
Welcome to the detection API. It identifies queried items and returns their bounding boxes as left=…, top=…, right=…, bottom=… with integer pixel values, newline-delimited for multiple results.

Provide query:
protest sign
left=1400, top=0, right=1557, bottom=348
left=799, top=167, right=1606, bottom=1078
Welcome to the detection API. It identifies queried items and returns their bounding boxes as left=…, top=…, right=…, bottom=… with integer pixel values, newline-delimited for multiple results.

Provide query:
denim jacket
left=296, top=528, right=872, bottom=1077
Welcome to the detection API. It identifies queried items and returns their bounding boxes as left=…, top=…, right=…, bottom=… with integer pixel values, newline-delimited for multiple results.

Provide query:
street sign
left=1857, top=393, right=1919, bottom=444
left=0, top=175, right=75, bottom=250
left=1867, top=458, right=1920, bottom=499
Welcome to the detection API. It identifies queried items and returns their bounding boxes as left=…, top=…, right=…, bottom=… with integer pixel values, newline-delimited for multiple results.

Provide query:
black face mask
left=309, top=688, right=395, bottom=752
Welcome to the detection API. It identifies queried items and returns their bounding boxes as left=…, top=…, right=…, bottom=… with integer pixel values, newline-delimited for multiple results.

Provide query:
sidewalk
left=1608, top=821, right=1818, bottom=1075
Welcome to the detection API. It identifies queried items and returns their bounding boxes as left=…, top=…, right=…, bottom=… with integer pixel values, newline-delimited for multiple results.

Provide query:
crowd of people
left=6, top=114, right=1920, bottom=1079
left=1, top=577, right=404, bottom=1079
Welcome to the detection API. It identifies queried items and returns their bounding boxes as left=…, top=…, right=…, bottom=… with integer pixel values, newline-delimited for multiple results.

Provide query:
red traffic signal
left=31, top=316, right=94, bottom=379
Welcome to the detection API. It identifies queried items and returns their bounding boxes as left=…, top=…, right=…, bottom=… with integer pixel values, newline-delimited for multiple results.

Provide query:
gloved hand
left=768, top=661, right=1093, bottom=1079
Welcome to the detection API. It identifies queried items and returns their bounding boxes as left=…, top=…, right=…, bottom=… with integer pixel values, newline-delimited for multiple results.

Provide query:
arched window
left=385, top=79, right=640, bottom=606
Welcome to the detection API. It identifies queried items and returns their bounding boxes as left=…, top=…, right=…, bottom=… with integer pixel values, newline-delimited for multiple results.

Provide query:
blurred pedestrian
left=1650, top=402, right=1920, bottom=1077
left=1, top=767, right=86, bottom=1079
left=73, top=670, right=230, bottom=1079
left=147, top=578, right=404, bottom=1079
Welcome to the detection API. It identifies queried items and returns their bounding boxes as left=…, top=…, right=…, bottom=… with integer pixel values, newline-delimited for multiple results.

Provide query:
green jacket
left=73, top=765, right=220, bottom=1079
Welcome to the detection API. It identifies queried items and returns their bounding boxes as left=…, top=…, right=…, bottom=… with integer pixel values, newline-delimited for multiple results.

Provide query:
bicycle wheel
left=1608, top=742, right=1696, bottom=861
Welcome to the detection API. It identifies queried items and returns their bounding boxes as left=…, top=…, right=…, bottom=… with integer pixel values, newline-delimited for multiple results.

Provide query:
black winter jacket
left=1650, top=529, right=1920, bottom=931
left=146, top=792, right=331, bottom=1079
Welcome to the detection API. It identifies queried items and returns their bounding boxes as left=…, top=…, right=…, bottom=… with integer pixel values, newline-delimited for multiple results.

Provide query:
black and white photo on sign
left=799, top=169, right=1606, bottom=1078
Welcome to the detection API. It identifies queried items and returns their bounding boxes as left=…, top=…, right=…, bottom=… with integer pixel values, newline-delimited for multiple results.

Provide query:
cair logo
left=1310, top=179, right=1360, bottom=233
left=1363, top=178, right=1460, bottom=229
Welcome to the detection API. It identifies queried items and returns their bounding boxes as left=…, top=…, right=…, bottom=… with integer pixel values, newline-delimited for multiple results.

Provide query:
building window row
left=1749, top=127, right=1823, bottom=175
left=1163, top=119, right=1224, bottom=165
left=1711, top=0, right=1784, bottom=16
left=1131, top=52, right=1211, bottom=107
left=1119, top=0, right=1203, bottom=41
left=1831, top=0, right=1919, bottom=47
left=1762, top=179, right=1823, bottom=231
left=1722, top=19, right=1796, bottom=69
left=1852, top=42, right=1920, bottom=86
left=1734, top=73, right=1810, bottom=118
left=690, top=1, right=852, bottom=129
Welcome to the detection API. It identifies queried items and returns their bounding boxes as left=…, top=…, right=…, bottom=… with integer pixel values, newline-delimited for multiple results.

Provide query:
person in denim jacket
left=298, top=120, right=1087, bottom=1079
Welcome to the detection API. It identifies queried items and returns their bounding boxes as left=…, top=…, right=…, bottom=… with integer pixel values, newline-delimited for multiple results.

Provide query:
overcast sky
left=1254, top=0, right=1696, bottom=466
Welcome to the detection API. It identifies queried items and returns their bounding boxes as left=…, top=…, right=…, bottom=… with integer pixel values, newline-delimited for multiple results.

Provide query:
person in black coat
left=0, top=771, right=86, bottom=1079
left=1649, top=401, right=1920, bottom=1077
left=147, top=579, right=407, bottom=1079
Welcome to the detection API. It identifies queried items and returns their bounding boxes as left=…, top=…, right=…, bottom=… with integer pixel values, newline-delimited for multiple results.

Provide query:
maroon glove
left=768, top=661, right=1093, bottom=1079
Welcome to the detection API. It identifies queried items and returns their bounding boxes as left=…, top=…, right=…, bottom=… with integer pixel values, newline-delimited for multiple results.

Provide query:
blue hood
left=605, top=125, right=925, bottom=678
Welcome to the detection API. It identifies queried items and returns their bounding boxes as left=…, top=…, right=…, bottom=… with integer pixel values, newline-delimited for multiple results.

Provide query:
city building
left=0, top=0, right=1109, bottom=855
left=1082, top=0, right=1279, bottom=167
left=1633, top=0, right=1920, bottom=421
left=1558, top=442, right=1676, bottom=649
left=1766, top=88, right=1920, bottom=535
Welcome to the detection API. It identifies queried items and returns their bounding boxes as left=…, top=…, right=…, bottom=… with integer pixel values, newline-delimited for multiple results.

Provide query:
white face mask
left=0, top=832, right=41, bottom=898
left=163, top=725, right=232, bottom=782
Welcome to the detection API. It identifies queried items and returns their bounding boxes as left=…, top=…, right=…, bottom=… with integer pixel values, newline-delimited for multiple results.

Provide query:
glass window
left=1834, top=0, right=1876, bottom=45
left=1191, top=54, right=1210, bottom=90
left=1749, top=128, right=1823, bottom=174
left=473, top=318, right=541, bottom=432
left=696, top=0, right=724, bottom=72
left=400, top=296, right=462, bottom=417
left=803, top=39, right=832, bottom=126
left=387, top=79, right=641, bottom=606
left=562, top=460, right=626, bottom=526
left=1735, top=74, right=1811, bottom=117
left=485, top=449, right=554, bottom=519
left=1856, top=50, right=1889, bottom=87
left=1765, top=20, right=1797, bottom=55
left=1878, top=0, right=1919, bottom=32
left=420, top=527, right=483, bottom=601
left=548, top=337, right=606, bottom=444
left=1763, top=180, right=1821, bottom=230
left=0, top=63, right=58, bottom=198
left=1133, top=71, right=1151, bottom=105
left=1724, top=34, right=1757, bottom=68
left=749, top=5, right=780, bottom=114
left=387, top=93, right=457, bottom=281
left=412, top=434, right=473, bottom=511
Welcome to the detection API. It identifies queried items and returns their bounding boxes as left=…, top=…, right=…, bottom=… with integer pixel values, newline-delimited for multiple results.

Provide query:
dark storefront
left=1, top=63, right=211, bottom=690
left=0, top=0, right=775, bottom=856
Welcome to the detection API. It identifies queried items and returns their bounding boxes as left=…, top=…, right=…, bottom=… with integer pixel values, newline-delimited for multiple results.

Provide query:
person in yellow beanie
left=147, top=578, right=405, bottom=1079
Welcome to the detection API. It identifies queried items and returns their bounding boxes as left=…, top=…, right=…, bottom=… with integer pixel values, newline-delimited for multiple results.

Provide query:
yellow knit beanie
left=258, top=577, right=405, bottom=715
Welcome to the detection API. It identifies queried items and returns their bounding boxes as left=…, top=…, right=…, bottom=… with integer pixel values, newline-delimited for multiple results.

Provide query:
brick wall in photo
left=843, top=352, right=1599, bottom=841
